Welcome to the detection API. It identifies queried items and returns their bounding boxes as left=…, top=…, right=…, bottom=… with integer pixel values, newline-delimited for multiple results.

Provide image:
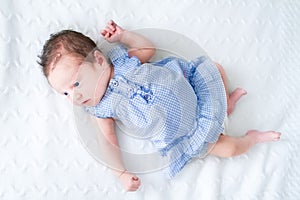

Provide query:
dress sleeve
left=107, top=45, right=128, bottom=65
left=84, top=106, right=97, bottom=117
left=83, top=93, right=115, bottom=119
left=107, top=45, right=141, bottom=73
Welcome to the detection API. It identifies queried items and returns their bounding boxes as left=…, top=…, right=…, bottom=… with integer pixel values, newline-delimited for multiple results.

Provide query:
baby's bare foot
left=246, top=130, right=281, bottom=143
left=227, top=88, right=247, bottom=115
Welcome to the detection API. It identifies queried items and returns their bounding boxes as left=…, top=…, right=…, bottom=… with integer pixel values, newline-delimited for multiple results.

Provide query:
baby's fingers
left=108, top=20, right=117, bottom=29
left=100, top=30, right=111, bottom=39
left=132, top=177, right=139, bottom=181
left=124, top=176, right=141, bottom=192
left=105, top=20, right=117, bottom=34
left=100, top=30, right=107, bottom=37
left=101, top=20, right=124, bottom=43
left=129, top=177, right=141, bottom=191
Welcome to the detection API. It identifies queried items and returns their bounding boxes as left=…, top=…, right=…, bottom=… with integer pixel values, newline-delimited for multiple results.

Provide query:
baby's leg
left=208, top=130, right=281, bottom=158
left=214, top=63, right=247, bottom=115
left=227, top=88, right=247, bottom=115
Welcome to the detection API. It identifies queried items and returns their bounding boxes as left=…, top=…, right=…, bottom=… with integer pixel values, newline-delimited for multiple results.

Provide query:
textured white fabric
left=1, top=0, right=299, bottom=199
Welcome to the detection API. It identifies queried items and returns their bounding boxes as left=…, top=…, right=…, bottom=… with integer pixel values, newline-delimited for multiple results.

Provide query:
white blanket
left=1, top=0, right=299, bottom=199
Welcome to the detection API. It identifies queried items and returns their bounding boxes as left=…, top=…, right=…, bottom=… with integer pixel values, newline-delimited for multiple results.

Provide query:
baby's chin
left=87, top=97, right=102, bottom=107
left=72, top=99, right=98, bottom=107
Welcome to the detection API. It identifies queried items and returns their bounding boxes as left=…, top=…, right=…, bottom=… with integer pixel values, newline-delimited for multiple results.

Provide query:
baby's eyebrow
left=73, top=60, right=88, bottom=78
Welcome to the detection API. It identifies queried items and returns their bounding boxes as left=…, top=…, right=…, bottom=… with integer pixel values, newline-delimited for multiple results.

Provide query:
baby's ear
left=93, top=50, right=105, bottom=66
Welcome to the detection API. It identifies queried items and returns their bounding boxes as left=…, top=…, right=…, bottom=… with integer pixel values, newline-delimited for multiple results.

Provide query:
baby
left=38, top=20, right=281, bottom=192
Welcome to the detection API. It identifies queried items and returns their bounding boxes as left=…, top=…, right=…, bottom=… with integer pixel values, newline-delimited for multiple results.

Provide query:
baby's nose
left=73, top=92, right=83, bottom=103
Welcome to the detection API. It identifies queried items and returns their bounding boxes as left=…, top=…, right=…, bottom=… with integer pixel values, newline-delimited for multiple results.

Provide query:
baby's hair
left=37, top=30, right=98, bottom=77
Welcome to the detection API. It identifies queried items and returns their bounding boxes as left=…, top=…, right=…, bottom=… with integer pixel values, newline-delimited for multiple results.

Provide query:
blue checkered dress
left=85, top=45, right=227, bottom=178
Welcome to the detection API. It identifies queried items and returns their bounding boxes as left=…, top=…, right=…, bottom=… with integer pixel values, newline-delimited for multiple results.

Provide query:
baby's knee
left=214, top=62, right=225, bottom=74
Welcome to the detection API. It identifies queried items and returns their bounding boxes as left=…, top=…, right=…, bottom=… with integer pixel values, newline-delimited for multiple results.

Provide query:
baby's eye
left=63, top=92, right=68, bottom=96
left=74, top=81, right=80, bottom=87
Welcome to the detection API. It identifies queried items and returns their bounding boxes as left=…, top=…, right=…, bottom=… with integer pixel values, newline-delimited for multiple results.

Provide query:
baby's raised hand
left=119, top=171, right=141, bottom=192
left=101, top=20, right=125, bottom=43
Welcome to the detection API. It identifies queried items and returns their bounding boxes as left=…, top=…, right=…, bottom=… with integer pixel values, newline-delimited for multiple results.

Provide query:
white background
left=0, top=0, right=299, bottom=199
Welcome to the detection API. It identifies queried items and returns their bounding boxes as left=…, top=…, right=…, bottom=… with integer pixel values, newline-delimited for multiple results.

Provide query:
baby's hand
left=119, top=171, right=141, bottom=192
left=101, top=20, right=125, bottom=43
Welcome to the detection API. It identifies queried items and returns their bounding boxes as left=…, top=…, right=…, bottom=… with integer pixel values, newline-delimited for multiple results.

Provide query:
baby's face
left=48, top=51, right=112, bottom=107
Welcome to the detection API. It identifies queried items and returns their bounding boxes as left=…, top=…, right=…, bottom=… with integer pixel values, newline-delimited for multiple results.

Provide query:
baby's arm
left=95, top=117, right=141, bottom=191
left=101, top=20, right=155, bottom=63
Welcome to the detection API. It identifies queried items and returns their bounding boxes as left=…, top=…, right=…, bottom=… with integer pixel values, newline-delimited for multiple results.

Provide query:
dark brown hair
left=37, top=30, right=97, bottom=77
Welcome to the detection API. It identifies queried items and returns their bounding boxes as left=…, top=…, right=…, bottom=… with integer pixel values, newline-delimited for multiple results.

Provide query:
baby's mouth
left=82, top=99, right=91, bottom=105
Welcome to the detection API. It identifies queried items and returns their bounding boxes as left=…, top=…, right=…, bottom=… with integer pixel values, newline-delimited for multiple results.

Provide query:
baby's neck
left=109, top=64, right=114, bottom=79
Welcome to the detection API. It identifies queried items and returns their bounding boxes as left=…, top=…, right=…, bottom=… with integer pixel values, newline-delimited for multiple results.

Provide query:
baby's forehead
left=59, top=52, right=84, bottom=64
left=49, top=53, right=82, bottom=77
left=50, top=53, right=83, bottom=70
left=48, top=55, right=82, bottom=90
